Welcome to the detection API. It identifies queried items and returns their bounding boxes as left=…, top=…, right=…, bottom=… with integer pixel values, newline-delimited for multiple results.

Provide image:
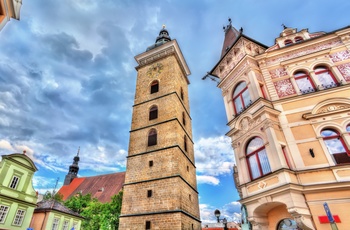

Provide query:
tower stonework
left=119, top=27, right=201, bottom=230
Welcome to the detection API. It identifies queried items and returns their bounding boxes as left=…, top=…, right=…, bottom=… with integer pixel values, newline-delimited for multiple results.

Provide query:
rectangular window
left=63, top=220, right=69, bottom=230
left=12, top=209, right=25, bottom=226
left=9, top=176, right=19, bottom=189
left=146, top=221, right=151, bottom=230
left=147, top=190, right=152, bottom=197
left=52, top=218, right=60, bottom=230
left=0, top=205, right=9, bottom=223
left=149, top=160, right=153, bottom=167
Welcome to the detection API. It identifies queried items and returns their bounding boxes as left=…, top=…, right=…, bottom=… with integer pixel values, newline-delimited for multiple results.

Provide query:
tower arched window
left=150, top=80, right=159, bottom=94
left=314, top=66, right=337, bottom=88
left=284, top=39, right=293, bottom=46
left=294, top=36, right=303, bottom=43
left=148, top=129, right=157, bottom=146
left=294, top=71, right=315, bottom=93
left=149, top=106, right=158, bottom=120
left=233, top=82, right=251, bottom=114
left=321, top=129, right=350, bottom=164
left=246, top=137, right=271, bottom=179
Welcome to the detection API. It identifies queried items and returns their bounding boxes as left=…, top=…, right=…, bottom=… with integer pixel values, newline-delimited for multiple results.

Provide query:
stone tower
left=119, top=26, right=201, bottom=230
left=63, top=148, right=80, bottom=185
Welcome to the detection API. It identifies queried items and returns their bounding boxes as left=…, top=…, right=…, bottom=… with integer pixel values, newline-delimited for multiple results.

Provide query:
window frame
left=147, top=129, right=157, bottom=146
left=294, top=70, right=316, bottom=94
left=62, top=220, right=69, bottom=230
left=52, top=217, right=60, bottom=230
left=232, top=82, right=251, bottom=114
left=314, top=66, right=338, bottom=88
left=245, top=137, right=272, bottom=180
left=284, top=39, right=293, bottom=46
left=9, top=175, right=20, bottom=189
left=294, top=36, right=303, bottom=43
left=150, top=80, right=159, bottom=94
left=321, top=129, right=350, bottom=164
left=12, top=209, right=25, bottom=226
left=149, top=105, right=158, bottom=120
left=0, top=205, right=9, bottom=224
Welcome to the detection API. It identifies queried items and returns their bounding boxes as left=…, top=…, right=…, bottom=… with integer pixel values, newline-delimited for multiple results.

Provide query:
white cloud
left=200, top=201, right=241, bottom=225
left=197, top=175, right=220, bottom=185
left=0, top=139, right=14, bottom=151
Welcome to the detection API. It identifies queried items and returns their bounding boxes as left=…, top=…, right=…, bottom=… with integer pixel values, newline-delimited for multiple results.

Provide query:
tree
left=43, top=191, right=63, bottom=202
left=64, top=190, right=123, bottom=230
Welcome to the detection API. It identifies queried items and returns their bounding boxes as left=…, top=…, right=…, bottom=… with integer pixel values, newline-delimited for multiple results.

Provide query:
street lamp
left=214, top=209, right=228, bottom=230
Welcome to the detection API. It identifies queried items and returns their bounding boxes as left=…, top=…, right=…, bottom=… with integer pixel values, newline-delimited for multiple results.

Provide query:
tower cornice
left=135, top=39, right=191, bottom=83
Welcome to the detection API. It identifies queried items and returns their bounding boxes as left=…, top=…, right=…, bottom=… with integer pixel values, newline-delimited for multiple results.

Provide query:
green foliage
left=64, top=190, right=123, bottom=230
left=43, top=191, right=63, bottom=202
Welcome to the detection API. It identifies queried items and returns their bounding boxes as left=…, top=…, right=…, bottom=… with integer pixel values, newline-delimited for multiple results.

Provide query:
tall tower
left=63, top=148, right=80, bottom=185
left=119, top=26, right=201, bottom=230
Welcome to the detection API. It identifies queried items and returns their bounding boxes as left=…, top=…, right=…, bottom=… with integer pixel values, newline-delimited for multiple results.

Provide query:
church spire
left=63, top=147, right=80, bottom=185
left=146, top=25, right=172, bottom=51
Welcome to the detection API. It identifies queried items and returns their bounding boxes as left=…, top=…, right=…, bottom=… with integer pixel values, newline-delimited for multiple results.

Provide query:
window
left=52, top=218, right=60, bottom=230
left=294, top=36, right=303, bottom=43
left=145, top=221, right=151, bottom=230
left=73, top=222, right=78, bottom=229
left=184, top=135, right=188, bottom=152
left=63, top=220, right=69, bottom=230
left=0, top=205, right=9, bottom=223
left=149, top=160, right=153, bottom=167
left=12, top=209, right=25, bottom=226
left=180, top=87, right=184, bottom=100
left=148, top=129, right=157, bottom=146
left=284, top=39, right=293, bottom=46
left=347, top=124, right=350, bottom=133
left=149, top=105, right=158, bottom=120
left=321, top=129, right=350, bottom=164
left=232, top=82, right=251, bottom=114
left=182, top=112, right=186, bottom=126
left=150, top=80, right=159, bottom=94
left=294, top=71, right=315, bottom=93
left=147, top=190, right=152, bottom=197
left=9, top=176, right=19, bottom=189
left=277, top=218, right=299, bottom=230
left=246, top=137, right=271, bottom=179
left=314, top=66, right=337, bottom=88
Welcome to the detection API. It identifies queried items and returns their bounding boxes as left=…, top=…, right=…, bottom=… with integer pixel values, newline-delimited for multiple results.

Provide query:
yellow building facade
left=209, top=21, right=350, bottom=230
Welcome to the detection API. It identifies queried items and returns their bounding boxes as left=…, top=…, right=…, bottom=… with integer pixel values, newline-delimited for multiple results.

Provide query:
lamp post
left=214, top=209, right=228, bottom=230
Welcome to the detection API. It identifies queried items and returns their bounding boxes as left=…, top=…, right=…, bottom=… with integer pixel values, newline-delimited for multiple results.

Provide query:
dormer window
left=294, top=36, right=303, bottom=43
left=284, top=39, right=293, bottom=46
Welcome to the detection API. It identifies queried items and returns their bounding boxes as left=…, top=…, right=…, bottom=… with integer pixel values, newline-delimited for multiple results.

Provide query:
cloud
left=197, top=175, right=220, bottom=185
left=200, top=201, right=241, bottom=224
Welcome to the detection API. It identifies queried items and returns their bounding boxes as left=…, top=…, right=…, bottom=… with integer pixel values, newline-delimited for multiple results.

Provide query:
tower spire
left=221, top=18, right=241, bottom=57
left=63, top=147, right=80, bottom=185
left=146, top=25, right=172, bottom=51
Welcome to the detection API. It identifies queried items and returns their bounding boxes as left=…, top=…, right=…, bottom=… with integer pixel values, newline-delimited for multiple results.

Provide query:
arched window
left=150, top=80, right=159, bottom=94
left=148, top=129, right=157, bottom=146
left=246, top=137, right=271, bottom=179
left=284, top=39, right=293, bottom=46
left=233, top=82, right=251, bottom=114
left=321, top=129, right=350, bottom=164
left=149, top=106, right=158, bottom=120
left=294, top=36, right=303, bottom=43
left=294, top=71, right=315, bottom=93
left=347, top=124, right=350, bottom=133
left=277, top=219, right=299, bottom=230
left=314, top=66, right=337, bottom=88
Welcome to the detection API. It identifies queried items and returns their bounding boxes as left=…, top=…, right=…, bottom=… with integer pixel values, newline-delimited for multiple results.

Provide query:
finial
left=282, top=24, right=287, bottom=29
left=77, top=147, right=80, bottom=156
left=228, top=18, right=232, bottom=25
left=162, top=24, right=166, bottom=29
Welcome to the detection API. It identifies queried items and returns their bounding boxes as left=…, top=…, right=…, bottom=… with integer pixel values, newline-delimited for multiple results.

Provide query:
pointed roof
left=58, top=172, right=125, bottom=203
left=221, top=18, right=241, bottom=58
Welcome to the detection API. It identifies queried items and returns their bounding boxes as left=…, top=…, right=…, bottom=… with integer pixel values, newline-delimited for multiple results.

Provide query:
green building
left=0, top=152, right=38, bottom=230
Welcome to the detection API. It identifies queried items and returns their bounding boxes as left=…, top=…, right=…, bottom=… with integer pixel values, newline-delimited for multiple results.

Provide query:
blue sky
left=0, top=0, right=349, bottom=224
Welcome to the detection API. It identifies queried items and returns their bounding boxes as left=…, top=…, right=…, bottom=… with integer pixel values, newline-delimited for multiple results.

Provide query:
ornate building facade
left=119, top=27, right=201, bottom=230
left=209, top=20, right=350, bottom=230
